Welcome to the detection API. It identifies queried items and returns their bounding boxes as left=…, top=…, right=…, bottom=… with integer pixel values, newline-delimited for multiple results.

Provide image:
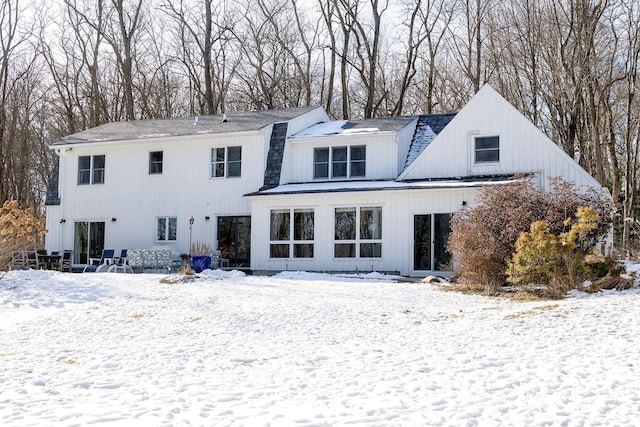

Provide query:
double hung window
left=269, top=209, right=315, bottom=258
left=334, top=206, right=382, bottom=258
left=149, top=151, right=163, bottom=174
left=211, top=146, right=242, bottom=178
left=78, top=155, right=105, bottom=185
left=314, top=146, right=366, bottom=179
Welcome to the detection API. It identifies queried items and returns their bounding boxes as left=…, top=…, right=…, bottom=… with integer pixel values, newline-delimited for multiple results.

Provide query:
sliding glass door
left=74, top=221, right=105, bottom=264
left=414, top=213, right=451, bottom=271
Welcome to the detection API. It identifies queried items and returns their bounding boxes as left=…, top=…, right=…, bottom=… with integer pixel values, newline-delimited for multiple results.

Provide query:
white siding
left=283, top=133, right=399, bottom=184
left=400, top=85, right=603, bottom=192
left=48, top=133, right=264, bottom=255
left=250, top=187, right=479, bottom=276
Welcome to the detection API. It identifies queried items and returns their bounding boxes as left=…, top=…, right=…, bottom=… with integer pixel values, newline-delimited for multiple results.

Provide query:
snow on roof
left=290, top=116, right=416, bottom=139
left=247, top=176, right=518, bottom=196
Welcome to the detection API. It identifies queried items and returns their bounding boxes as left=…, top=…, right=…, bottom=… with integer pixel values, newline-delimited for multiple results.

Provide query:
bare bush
left=0, top=200, right=47, bottom=271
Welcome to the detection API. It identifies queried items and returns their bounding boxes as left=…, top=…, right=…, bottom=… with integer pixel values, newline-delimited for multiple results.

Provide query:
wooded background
left=1, top=0, right=639, bottom=250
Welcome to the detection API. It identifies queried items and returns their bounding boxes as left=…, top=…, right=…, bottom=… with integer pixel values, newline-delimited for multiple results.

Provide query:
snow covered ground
left=1, top=268, right=639, bottom=426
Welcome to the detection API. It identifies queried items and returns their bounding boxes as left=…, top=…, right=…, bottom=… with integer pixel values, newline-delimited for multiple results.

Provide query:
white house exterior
left=45, top=85, right=610, bottom=276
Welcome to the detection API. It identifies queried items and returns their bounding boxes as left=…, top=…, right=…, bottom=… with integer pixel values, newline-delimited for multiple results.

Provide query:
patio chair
left=25, top=250, right=39, bottom=269
left=59, top=250, right=73, bottom=272
left=83, top=249, right=115, bottom=272
left=107, top=249, right=132, bottom=273
left=12, top=251, right=25, bottom=269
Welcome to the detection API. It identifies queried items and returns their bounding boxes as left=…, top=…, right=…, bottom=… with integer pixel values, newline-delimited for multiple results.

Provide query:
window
left=314, top=146, right=366, bottom=179
left=334, top=206, right=382, bottom=258
left=474, top=136, right=499, bottom=163
left=211, top=146, right=242, bottom=178
left=78, top=155, right=105, bottom=185
left=156, top=217, right=177, bottom=241
left=149, top=151, right=163, bottom=174
left=270, top=209, right=314, bottom=258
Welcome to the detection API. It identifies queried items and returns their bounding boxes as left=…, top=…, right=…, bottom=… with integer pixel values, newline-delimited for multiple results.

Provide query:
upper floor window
left=149, top=151, right=163, bottom=174
left=78, top=155, right=105, bottom=185
left=314, top=145, right=366, bottom=179
left=156, top=216, right=177, bottom=241
left=474, top=136, right=499, bottom=163
left=269, top=208, right=315, bottom=258
left=211, top=146, right=241, bottom=178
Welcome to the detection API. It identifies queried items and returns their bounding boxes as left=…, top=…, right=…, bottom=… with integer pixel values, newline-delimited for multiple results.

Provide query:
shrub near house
left=0, top=201, right=47, bottom=271
left=448, top=178, right=614, bottom=293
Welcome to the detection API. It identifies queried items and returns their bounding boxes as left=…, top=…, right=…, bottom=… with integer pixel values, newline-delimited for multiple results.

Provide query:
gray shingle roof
left=53, top=107, right=320, bottom=146
left=404, top=113, right=457, bottom=169
left=44, top=157, right=61, bottom=206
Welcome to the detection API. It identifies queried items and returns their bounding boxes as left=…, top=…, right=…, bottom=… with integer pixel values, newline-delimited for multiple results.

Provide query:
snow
left=1, top=268, right=640, bottom=426
left=291, top=121, right=384, bottom=139
left=254, top=177, right=515, bottom=195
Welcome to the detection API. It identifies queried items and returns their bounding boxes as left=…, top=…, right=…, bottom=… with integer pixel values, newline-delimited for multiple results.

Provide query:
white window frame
left=211, top=146, right=242, bottom=178
left=156, top=216, right=177, bottom=242
left=474, top=135, right=500, bottom=164
left=78, top=154, right=105, bottom=185
left=334, top=206, right=382, bottom=258
left=149, top=151, right=163, bottom=174
left=313, top=145, right=366, bottom=179
left=269, top=208, right=315, bottom=259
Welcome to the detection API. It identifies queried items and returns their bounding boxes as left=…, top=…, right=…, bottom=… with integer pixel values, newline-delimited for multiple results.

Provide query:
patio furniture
left=25, top=250, right=40, bottom=269
left=83, top=249, right=115, bottom=272
left=59, top=250, right=73, bottom=272
left=126, top=248, right=174, bottom=273
left=12, top=251, right=25, bottom=269
left=107, top=249, right=133, bottom=273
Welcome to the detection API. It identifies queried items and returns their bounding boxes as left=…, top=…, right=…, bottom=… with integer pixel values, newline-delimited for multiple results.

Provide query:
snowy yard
left=1, top=268, right=639, bottom=426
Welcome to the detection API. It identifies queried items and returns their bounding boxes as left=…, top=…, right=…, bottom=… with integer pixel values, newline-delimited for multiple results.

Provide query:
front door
left=414, top=213, right=451, bottom=271
left=74, top=221, right=105, bottom=264
left=217, top=216, right=251, bottom=268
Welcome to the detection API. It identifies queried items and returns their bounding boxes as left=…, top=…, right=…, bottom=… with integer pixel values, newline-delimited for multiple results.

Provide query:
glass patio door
left=217, top=216, right=251, bottom=268
left=414, top=213, right=451, bottom=271
left=74, top=221, right=105, bottom=264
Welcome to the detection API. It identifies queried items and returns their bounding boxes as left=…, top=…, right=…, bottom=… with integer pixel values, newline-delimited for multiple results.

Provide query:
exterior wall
left=282, top=133, right=400, bottom=184
left=46, top=132, right=265, bottom=256
left=249, top=187, right=479, bottom=277
left=400, top=85, right=603, bottom=192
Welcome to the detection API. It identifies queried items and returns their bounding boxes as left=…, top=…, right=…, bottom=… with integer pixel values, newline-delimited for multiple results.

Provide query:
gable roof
left=290, top=116, right=416, bottom=139
left=53, top=106, right=321, bottom=146
left=404, top=113, right=457, bottom=170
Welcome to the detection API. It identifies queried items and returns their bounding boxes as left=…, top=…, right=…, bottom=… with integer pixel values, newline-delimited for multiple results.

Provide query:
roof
left=290, top=116, right=416, bottom=139
left=246, top=175, right=519, bottom=197
left=405, top=113, right=457, bottom=169
left=53, top=106, right=321, bottom=146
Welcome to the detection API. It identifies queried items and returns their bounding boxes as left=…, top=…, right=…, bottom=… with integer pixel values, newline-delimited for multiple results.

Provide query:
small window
left=78, top=155, right=105, bottom=185
left=314, top=148, right=329, bottom=179
left=157, top=217, right=177, bottom=241
left=475, top=136, right=499, bottom=163
left=350, top=145, right=366, bottom=177
left=149, top=151, right=163, bottom=174
left=211, top=146, right=242, bottom=178
left=332, top=147, right=348, bottom=178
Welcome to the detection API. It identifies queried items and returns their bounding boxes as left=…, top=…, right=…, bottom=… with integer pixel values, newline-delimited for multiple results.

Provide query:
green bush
left=506, top=207, right=601, bottom=296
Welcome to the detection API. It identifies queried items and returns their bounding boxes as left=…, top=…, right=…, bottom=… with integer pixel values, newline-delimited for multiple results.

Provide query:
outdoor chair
left=59, top=250, right=72, bottom=272
left=83, top=249, right=115, bottom=272
left=12, top=251, right=25, bottom=269
left=107, top=249, right=133, bottom=273
left=25, top=250, right=39, bottom=269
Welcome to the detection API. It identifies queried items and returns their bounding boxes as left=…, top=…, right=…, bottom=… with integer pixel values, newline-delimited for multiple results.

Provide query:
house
left=45, top=85, right=611, bottom=276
